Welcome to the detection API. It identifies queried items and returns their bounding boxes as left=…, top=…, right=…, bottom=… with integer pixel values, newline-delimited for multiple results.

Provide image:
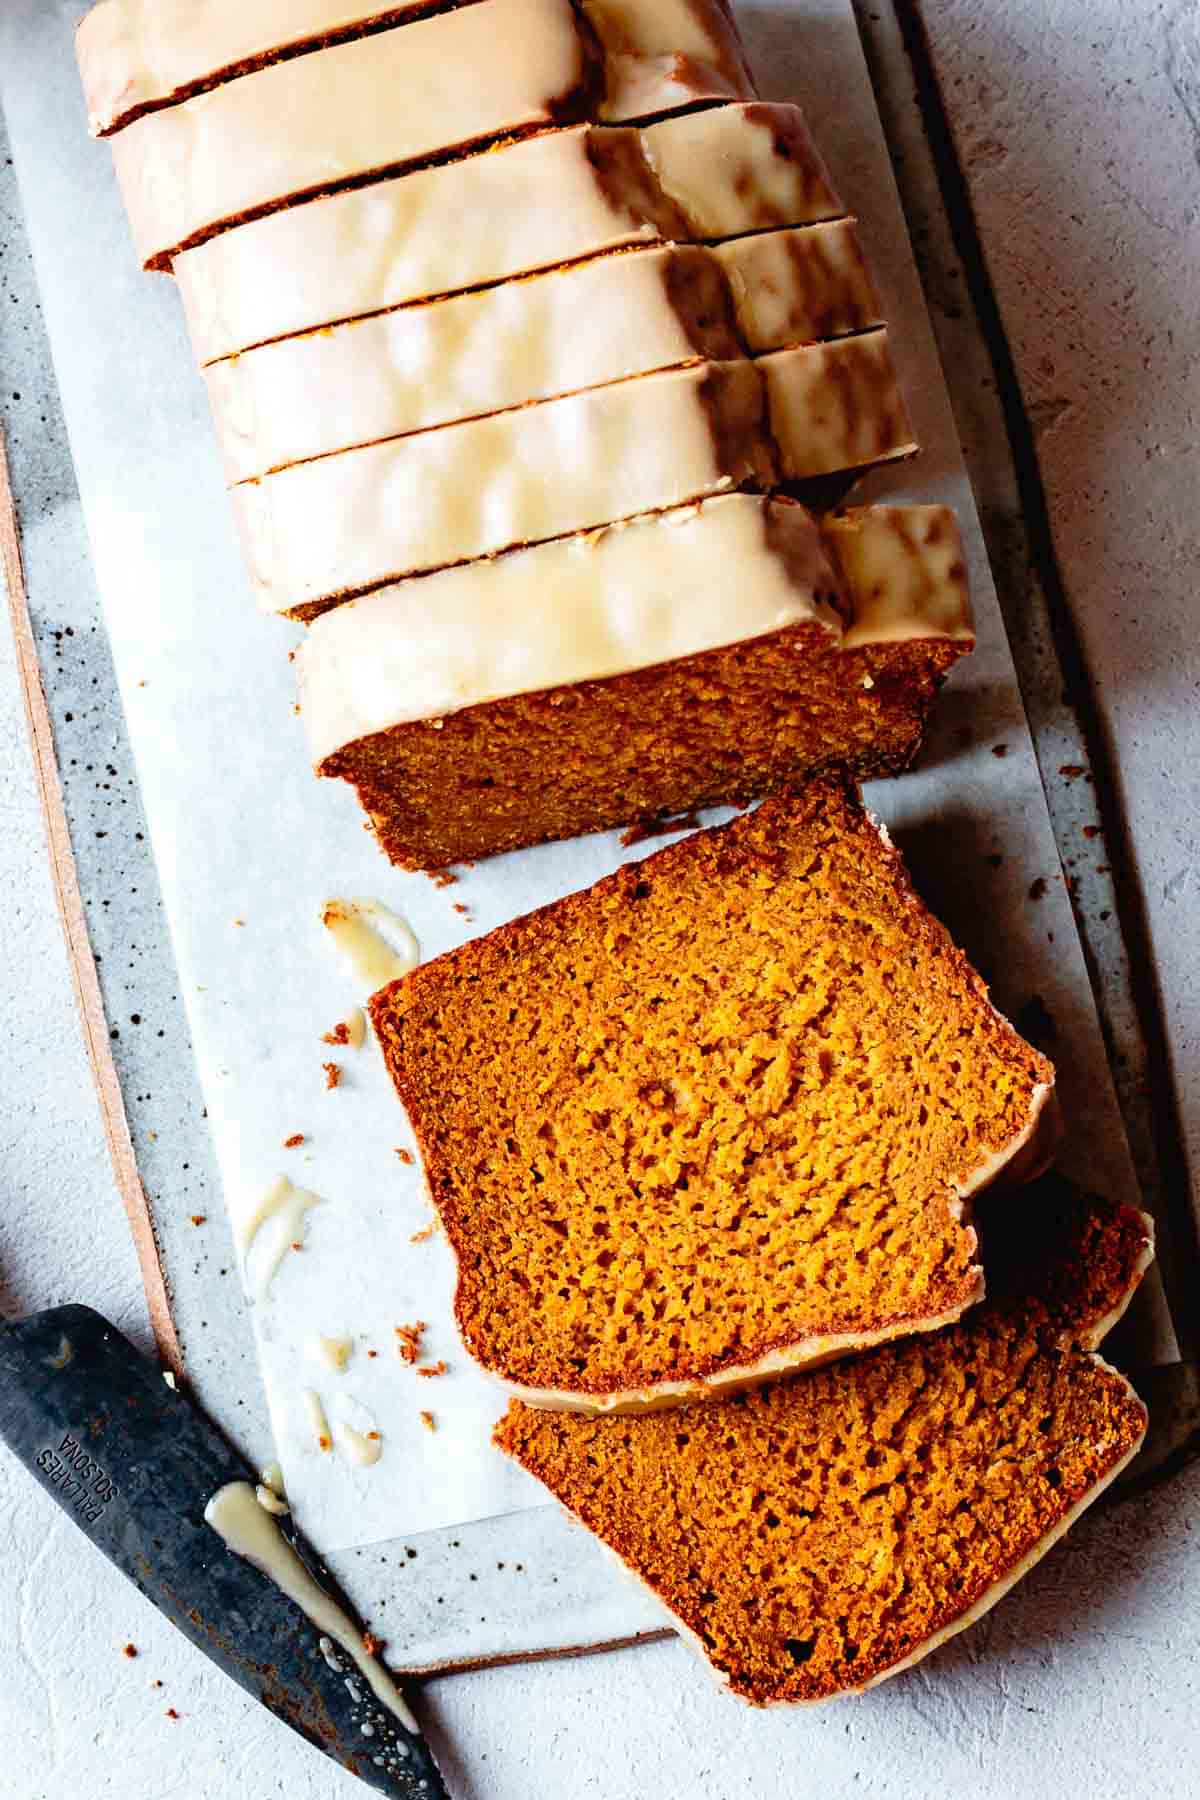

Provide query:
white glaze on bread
left=297, top=496, right=972, bottom=762
left=174, top=103, right=842, bottom=363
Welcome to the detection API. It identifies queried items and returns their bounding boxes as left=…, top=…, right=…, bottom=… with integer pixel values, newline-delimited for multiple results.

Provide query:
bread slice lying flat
left=496, top=1185, right=1151, bottom=1702
left=370, top=780, right=1056, bottom=1410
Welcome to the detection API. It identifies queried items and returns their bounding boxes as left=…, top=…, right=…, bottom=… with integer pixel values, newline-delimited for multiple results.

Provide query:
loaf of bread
left=84, top=0, right=953, bottom=859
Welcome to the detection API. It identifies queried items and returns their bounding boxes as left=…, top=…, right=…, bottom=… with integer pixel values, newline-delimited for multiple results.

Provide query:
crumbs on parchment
left=322, top=1061, right=342, bottom=1089
left=419, top=1411, right=436, bottom=1432
left=322, top=1021, right=350, bottom=1046
left=283, top=1132, right=305, bottom=1148
left=394, top=1321, right=427, bottom=1364
left=416, top=1360, right=447, bottom=1379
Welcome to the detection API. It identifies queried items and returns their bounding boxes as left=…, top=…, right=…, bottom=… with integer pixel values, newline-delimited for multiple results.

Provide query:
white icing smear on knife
left=204, top=1480, right=419, bottom=1733
left=321, top=897, right=419, bottom=989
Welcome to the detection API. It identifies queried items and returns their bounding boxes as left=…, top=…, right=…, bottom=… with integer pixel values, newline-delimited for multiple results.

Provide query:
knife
left=0, top=1304, right=450, bottom=1799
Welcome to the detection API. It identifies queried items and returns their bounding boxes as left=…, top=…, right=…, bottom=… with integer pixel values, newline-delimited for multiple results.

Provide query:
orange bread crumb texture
left=371, top=782, right=1052, bottom=1407
left=496, top=1193, right=1149, bottom=1702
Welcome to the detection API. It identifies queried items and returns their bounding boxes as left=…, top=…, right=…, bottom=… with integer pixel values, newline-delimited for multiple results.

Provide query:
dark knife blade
left=0, top=1304, right=449, bottom=1798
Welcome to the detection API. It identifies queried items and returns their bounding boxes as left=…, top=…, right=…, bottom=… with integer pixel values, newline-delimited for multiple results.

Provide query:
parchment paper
left=0, top=0, right=1173, bottom=1622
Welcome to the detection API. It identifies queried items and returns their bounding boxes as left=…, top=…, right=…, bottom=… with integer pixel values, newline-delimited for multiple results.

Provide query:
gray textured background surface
left=1, top=1, right=1197, bottom=1794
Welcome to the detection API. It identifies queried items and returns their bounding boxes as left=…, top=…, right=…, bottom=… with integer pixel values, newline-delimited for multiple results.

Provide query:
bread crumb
left=419, top=1411, right=436, bottom=1432
left=291, top=1241, right=304, bottom=1252
left=367, top=1349, right=378, bottom=1358
left=233, top=917, right=245, bottom=926
left=322, top=1009, right=366, bottom=1049
left=395, top=1148, right=414, bottom=1165
left=318, top=1434, right=332, bottom=1451
left=323, top=1061, right=342, bottom=1089
left=189, top=1214, right=206, bottom=1226
left=283, top=1133, right=305, bottom=1148
left=165, top=1708, right=180, bottom=1720
left=394, top=1321, right=427, bottom=1364
left=366, top=1430, right=381, bottom=1442
left=453, top=903, right=470, bottom=916
left=432, top=868, right=457, bottom=887
left=363, top=1632, right=383, bottom=1656
left=122, top=1643, right=138, bottom=1659
left=417, top=1360, right=448, bottom=1379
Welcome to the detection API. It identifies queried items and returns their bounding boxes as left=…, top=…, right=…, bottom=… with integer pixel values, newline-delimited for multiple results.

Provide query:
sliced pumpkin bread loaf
left=496, top=1185, right=1151, bottom=1702
left=369, top=781, right=1057, bottom=1409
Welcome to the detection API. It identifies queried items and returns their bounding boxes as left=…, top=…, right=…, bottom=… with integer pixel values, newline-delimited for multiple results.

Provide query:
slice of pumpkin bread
left=300, top=496, right=972, bottom=870
left=369, top=781, right=1056, bottom=1409
left=495, top=1186, right=1151, bottom=1702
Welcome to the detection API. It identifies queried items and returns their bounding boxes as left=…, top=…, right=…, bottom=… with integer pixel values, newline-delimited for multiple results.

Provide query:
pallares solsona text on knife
left=35, top=1432, right=119, bottom=1524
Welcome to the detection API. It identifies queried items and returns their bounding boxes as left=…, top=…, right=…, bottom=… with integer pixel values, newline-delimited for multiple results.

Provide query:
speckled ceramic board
left=0, top=0, right=1175, bottom=1672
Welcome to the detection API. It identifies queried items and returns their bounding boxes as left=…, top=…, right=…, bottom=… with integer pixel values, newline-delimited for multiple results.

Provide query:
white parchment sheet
left=0, top=0, right=1173, bottom=1660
